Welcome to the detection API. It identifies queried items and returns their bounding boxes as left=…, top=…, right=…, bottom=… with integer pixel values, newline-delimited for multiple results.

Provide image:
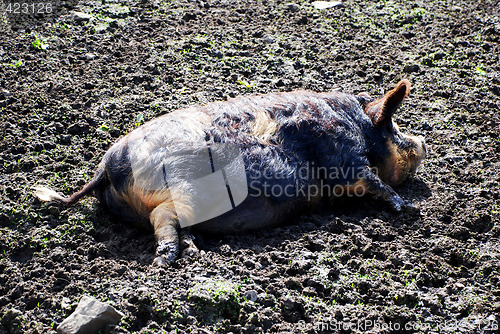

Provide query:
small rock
left=244, top=290, right=258, bottom=302
left=312, top=1, right=343, bottom=10
left=85, top=53, right=96, bottom=61
left=57, top=296, right=123, bottom=334
left=70, top=11, right=94, bottom=22
left=403, top=64, right=420, bottom=73
left=285, top=3, right=300, bottom=12
left=262, top=35, right=275, bottom=44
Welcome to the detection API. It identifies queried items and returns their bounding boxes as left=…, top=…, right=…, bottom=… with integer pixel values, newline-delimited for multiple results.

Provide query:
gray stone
left=57, top=296, right=123, bottom=334
left=262, top=35, right=275, bottom=44
left=285, top=3, right=300, bottom=12
left=71, top=11, right=94, bottom=22
left=85, top=53, right=96, bottom=61
left=312, top=1, right=343, bottom=10
left=244, top=290, right=258, bottom=302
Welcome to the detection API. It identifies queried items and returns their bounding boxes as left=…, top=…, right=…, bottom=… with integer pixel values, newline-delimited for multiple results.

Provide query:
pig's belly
left=193, top=195, right=309, bottom=234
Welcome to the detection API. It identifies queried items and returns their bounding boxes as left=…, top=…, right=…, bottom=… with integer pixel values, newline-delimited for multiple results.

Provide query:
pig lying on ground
left=34, top=79, right=426, bottom=266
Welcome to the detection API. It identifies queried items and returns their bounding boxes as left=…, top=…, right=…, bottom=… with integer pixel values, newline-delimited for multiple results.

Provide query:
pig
left=33, top=79, right=426, bottom=266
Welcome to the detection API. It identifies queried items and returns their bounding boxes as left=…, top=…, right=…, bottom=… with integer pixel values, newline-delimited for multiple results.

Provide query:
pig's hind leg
left=149, top=198, right=199, bottom=265
left=150, top=203, right=181, bottom=266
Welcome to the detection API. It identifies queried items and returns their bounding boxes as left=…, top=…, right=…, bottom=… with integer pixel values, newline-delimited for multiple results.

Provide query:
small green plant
left=476, top=66, right=486, bottom=75
left=135, top=113, right=144, bottom=127
left=10, top=59, right=22, bottom=68
left=32, top=35, right=48, bottom=50
left=98, top=124, right=110, bottom=132
left=237, top=79, right=253, bottom=91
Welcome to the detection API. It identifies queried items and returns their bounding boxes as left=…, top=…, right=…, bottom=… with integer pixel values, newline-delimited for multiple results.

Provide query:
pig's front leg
left=357, top=168, right=414, bottom=212
left=150, top=203, right=180, bottom=266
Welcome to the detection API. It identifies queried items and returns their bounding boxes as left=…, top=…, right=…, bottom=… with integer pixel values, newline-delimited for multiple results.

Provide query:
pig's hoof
left=180, top=231, right=199, bottom=259
left=389, top=196, right=405, bottom=212
left=153, top=255, right=170, bottom=267
left=182, top=245, right=200, bottom=258
left=154, top=241, right=179, bottom=266
left=402, top=201, right=420, bottom=215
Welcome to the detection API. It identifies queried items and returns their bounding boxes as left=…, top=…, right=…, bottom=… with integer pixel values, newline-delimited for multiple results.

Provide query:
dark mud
left=0, top=0, right=499, bottom=333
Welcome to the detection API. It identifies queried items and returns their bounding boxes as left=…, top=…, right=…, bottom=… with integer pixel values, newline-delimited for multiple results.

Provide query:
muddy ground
left=0, top=0, right=499, bottom=333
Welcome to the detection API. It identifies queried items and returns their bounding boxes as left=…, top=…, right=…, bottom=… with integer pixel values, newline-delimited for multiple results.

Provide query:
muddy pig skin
left=33, top=79, right=426, bottom=265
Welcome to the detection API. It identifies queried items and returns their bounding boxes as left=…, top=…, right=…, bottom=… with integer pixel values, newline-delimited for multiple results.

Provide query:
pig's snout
left=383, top=132, right=427, bottom=186
left=408, top=135, right=427, bottom=176
left=420, top=137, right=427, bottom=156
left=415, top=136, right=427, bottom=163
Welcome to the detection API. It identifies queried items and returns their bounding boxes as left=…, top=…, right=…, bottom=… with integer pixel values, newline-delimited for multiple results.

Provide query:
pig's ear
left=365, top=79, right=411, bottom=126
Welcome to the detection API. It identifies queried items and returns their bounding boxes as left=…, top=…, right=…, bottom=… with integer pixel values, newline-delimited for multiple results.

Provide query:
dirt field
left=1, top=0, right=499, bottom=333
